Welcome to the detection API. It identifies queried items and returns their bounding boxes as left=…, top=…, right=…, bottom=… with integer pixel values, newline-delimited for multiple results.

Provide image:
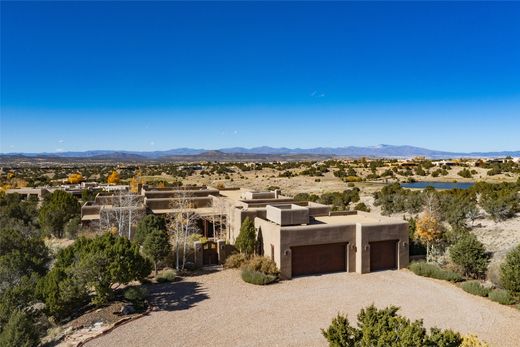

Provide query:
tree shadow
left=145, top=279, right=209, bottom=311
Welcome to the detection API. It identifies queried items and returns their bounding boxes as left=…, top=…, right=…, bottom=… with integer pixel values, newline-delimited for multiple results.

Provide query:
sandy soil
left=85, top=269, right=520, bottom=347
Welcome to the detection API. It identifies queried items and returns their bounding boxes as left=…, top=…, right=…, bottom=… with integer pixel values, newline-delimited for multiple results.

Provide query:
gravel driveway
left=86, top=269, right=520, bottom=347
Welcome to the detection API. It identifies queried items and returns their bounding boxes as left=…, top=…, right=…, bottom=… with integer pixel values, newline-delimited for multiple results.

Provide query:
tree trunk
left=154, top=261, right=158, bottom=276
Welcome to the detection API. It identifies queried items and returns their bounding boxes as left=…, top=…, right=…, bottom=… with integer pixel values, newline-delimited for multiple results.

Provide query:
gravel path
left=86, top=269, right=520, bottom=347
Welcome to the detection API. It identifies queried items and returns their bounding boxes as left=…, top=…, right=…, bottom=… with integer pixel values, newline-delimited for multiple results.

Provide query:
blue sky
left=1, top=1, right=519, bottom=153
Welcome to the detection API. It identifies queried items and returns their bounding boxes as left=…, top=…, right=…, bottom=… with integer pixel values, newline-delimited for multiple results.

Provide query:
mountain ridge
left=2, top=144, right=519, bottom=160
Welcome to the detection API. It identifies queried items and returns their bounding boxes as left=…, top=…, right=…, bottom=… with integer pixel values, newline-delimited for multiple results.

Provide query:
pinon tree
left=134, top=214, right=167, bottom=245
left=415, top=211, right=443, bottom=262
left=449, top=233, right=490, bottom=278
left=38, top=190, right=80, bottom=238
left=501, top=244, right=520, bottom=294
left=322, top=304, right=464, bottom=347
left=142, top=229, right=171, bottom=276
left=107, top=171, right=120, bottom=184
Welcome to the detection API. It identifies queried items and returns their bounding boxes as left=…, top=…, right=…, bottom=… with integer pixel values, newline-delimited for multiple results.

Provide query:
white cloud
left=149, top=141, right=155, bottom=146
left=58, top=139, right=64, bottom=143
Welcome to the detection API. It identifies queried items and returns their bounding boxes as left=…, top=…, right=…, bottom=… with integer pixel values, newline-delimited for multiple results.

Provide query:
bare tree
left=422, top=190, right=440, bottom=218
left=100, top=191, right=144, bottom=239
left=167, top=191, right=200, bottom=270
left=211, top=196, right=228, bottom=240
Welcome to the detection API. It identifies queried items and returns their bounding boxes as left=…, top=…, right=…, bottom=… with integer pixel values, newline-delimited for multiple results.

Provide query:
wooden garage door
left=292, top=243, right=346, bottom=277
left=370, top=240, right=397, bottom=272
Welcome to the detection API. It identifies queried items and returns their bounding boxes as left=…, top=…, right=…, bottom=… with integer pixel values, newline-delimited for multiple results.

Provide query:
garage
left=291, top=243, right=346, bottom=277
left=370, top=240, right=397, bottom=271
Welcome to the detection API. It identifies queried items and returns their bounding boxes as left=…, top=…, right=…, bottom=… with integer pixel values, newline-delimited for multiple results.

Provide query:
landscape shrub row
left=408, top=262, right=463, bottom=282
left=461, top=281, right=490, bottom=297
left=488, top=289, right=515, bottom=305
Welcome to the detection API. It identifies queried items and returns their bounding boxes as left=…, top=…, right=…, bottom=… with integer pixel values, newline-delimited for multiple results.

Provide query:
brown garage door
left=292, top=243, right=346, bottom=277
left=370, top=240, right=397, bottom=272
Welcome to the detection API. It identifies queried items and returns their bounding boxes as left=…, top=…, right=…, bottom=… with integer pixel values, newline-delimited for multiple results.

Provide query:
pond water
left=400, top=181, right=475, bottom=190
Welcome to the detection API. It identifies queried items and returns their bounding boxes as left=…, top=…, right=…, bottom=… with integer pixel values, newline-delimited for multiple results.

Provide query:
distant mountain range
left=1, top=145, right=519, bottom=162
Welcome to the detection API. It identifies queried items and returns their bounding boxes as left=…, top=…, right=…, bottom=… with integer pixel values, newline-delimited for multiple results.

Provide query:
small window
left=271, top=244, right=275, bottom=261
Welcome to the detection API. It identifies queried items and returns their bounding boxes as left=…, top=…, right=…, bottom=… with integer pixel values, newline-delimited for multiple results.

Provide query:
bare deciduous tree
left=100, top=191, right=144, bottom=239
left=167, top=191, right=200, bottom=270
left=211, top=196, right=228, bottom=240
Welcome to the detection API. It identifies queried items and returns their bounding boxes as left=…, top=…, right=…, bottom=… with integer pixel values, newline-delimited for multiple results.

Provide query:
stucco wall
left=355, top=222, right=409, bottom=274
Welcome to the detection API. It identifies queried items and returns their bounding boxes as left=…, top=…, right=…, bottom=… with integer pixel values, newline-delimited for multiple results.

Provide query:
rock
left=120, top=304, right=136, bottom=315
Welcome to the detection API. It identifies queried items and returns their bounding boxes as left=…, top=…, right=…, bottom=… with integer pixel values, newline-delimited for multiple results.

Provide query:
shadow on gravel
left=146, top=280, right=209, bottom=311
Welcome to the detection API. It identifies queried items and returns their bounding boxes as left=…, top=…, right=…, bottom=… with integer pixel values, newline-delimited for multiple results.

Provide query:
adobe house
left=221, top=189, right=409, bottom=279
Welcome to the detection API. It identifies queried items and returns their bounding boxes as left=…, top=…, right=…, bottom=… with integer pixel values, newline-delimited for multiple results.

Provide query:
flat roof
left=218, top=189, right=243, bottom=202
left=81, top=215, right=100, bottom=221
left=313, top=213, right=403, bottom=225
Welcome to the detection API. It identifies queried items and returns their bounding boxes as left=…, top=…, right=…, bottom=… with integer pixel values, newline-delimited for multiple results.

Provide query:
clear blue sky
left=1, top=1, right=519, bottom=153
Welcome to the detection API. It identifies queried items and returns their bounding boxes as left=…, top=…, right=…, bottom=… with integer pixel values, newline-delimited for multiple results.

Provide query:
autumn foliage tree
left=107, top=171, right=120, bottom=184
left=415, top=211, right=443, bottom=262
left=67, top=173, right=83, bottom=184
left=130, top=169, right=145, bottom=193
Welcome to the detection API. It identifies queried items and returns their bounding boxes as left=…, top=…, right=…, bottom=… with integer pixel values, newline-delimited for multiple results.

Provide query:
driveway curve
left=86, top=269, right=520, bottom=347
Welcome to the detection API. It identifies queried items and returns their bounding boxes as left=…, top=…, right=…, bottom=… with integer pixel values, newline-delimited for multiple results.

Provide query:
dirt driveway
left=86, top=269, right=520, bottom=347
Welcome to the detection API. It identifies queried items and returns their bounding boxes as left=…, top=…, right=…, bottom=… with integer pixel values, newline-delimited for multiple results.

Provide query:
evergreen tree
left=0, top=310, right=40, bottom=347
left=142, top=229, right=171, bottom=275
left=134, top=215, right=167, bottom=245
left=501, top=244, right=520, bottom=293
left=235, top=217, right=256, bottom=256
left=38, top=190, right=80, bottom=238
left=449, top=233, right=490, bottom=278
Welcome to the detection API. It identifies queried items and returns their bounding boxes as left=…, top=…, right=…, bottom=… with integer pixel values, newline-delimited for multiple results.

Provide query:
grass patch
left=488, top=289, right=515, bottom=305
left=241, top=268, right=277, bottom=285
left=409, top=262, right=463, bottom=282
left=461, top=281, right=490, bottom=297
left=156, top=269, right=176, bottom=283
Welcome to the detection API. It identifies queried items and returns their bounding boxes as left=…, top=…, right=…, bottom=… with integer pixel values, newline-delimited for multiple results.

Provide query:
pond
left=400, top=181, right=475, bottom=190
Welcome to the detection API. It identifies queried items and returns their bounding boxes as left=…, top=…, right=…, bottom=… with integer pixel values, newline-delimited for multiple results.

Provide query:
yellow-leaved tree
left=107, top=171, right=120, bottom=185
left=67, top=173, right=83, bottom=184
left=461, top=335, right=488, bottom=347
left=415, top=210, right=443, bottom=262
left=130, top=169, right=144, bottom=193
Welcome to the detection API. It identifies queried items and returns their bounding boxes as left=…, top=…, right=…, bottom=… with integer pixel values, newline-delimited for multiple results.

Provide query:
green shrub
left=0, top=309, right=41, bottom=347
left=242, top=256, right=279, bottom=276
left=488, top=289, right=515, bottom=305
left=500, top=244, right=520, bottom=294
left=354, top=202, right=370, bottom=212
left=241, top=268, right=277, bottom=285
left=449, top=233, right=490, bottom=278
left=409, top=262, right=463, bottom=282
left=123, top=287, right=147, bottom=309
left=321, top=304, right=463, bottom=347
left=156, top=269, right=176, bottom=283
left=224, top=253, right=247, bottom=269
left=461, top=281, right=490, bottom=297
